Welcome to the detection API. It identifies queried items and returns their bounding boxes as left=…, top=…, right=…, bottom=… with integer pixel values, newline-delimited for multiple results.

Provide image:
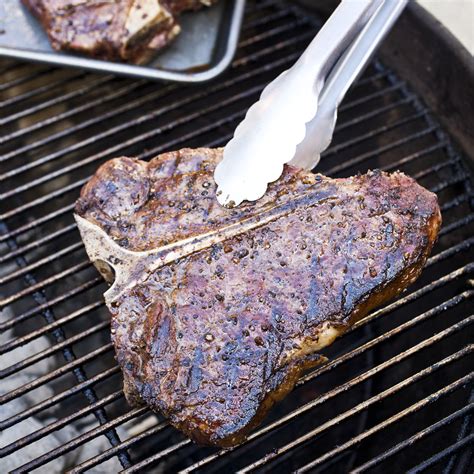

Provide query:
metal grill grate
left=1, top=1, right=473, bottom=472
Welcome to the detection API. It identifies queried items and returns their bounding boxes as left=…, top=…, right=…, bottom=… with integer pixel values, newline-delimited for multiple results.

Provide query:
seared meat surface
left=75, top=148, right=441, bottom=447
left=22, top=0, right=213, bottom=63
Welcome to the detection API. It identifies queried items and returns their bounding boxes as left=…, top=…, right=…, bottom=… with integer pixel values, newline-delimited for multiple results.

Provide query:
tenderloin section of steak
left=74, top=148, right=441, bottom=447
left=22, top=0, right=213, bottom=63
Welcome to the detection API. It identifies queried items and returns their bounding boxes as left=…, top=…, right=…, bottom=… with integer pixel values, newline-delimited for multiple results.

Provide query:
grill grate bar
left=439, top=213, right=474, bottom=237
left=338, top=82, right=404, bottom=112
left=427, top=237, right=474, bottom=267
left=326, top=126, right=439, bottom=176
left=0, top=320, right=109, bottom=377
left=232, top=30, right=315, bottom=69
left=0, top=80, right=148, bottom=162
left=0, top=260, right=90, bottom=309
left=417, top=163, right=463, bottom=189
left=0, top=75, right=113, bottom=128
left=138, top=113, right=241, bottom=161
left=0, top=391, right=123, bottom=458
left=11, top=407, right=148, bottom=474
left=0, top=241, right=83, bottom=285
left=189, top=132, right=232, bottom=150
left=439, top=192, right=473, bottom=213
left=0, top=342, right=114, bottom=404
left=439, top=193, right=471, bottom=213
left=1, top=178, right=86, bottom=221
left=332, top=95, right=415, bottom=133
left=295, top=366, right=474, bottom=474
left=407, top=433, right=474, bottom=474
left=0, top=79, right=138, bottom=148
left=431, top=172, right=471, bottom=194
left=181, top=308, right=473, bottom=472
left=123, top=440, right=192, bottom=474
left=69, top=420, right=170, bottom=474
left=351, top=403, right=474, bottom=473
left=0, top=223, right=77, bottom=264
left=345, top=70, right=388, bottom=87
left=381, top=141, right=448, bottom=173
left=0, top=71, right=84, bottom=109
left=0, top=203, right=75, bottom=243
left=323, top=112, right=426, bottom=158
left=411, top=156, right=461, bottom=181
left=0, top=73, right=85, bottom=108
left=0, top=366, right=121, bottom=430
left=238, top=19, right=307, bottom=49
left=0, top=300, right=103, bottom=354
left=0, top=277, right=101, bottom=331
left=0, top=66, right=53, bottom=93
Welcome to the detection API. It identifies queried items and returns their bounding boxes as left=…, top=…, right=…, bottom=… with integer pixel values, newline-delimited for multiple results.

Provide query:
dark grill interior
left=1, top=1, right=473, bottom=472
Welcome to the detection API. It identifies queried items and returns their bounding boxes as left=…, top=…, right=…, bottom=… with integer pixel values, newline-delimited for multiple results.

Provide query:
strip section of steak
left=74, top=148, right=441, bottom=447
left=22, top=0, right=214, bottom=63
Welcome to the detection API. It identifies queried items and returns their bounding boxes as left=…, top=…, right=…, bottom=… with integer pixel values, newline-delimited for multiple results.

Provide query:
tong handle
left=291, top=0, right=409, bottom=169
left=294, top=0, right=384, bottom=86
left=319, top=0, right=408, bottom=110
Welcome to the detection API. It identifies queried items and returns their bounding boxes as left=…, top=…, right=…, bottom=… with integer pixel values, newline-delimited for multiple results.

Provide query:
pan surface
left=0, top=0, right=245, bottom=82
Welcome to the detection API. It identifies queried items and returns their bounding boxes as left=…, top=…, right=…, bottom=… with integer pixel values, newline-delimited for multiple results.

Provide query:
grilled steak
left=22, top=0, right=213, bottom=63
left=74, top=147, right=441, bottom=447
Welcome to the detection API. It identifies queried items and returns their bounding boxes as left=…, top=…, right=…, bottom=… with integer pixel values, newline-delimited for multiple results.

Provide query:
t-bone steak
left=74, top=147, right=441, bottom=447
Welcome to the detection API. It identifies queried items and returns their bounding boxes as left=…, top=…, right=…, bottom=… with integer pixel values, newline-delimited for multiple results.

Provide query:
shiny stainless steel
left=291, top=0, right=408, bottom=169
left=214, top=0, right=407, bottom=206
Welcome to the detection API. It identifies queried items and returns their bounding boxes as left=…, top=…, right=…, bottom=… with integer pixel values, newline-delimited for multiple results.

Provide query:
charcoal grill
left=1, top=1, right=473, bottom=472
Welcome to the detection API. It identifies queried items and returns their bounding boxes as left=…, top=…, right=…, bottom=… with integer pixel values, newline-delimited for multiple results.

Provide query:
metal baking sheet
left=0, top=0, right=245, bottom=82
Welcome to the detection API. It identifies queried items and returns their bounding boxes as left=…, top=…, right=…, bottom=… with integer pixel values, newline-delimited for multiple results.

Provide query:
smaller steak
left=164, top=0, right=213, bottom=14
left=22, top=0, right=213, bottom=63
left=75, top=148, right=441, bottom=447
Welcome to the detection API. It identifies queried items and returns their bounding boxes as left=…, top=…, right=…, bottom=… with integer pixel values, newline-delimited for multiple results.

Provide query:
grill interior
left=1, top=1, right=473, bottom=472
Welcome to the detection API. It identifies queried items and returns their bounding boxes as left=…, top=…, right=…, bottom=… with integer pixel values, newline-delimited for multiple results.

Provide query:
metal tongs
left=214, top=0, right=408, bottom=207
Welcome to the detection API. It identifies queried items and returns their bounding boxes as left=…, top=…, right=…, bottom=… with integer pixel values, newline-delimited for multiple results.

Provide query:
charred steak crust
left=22, top=0, right=214, bottom=63
left=75, top=148, right=441, bottom=447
